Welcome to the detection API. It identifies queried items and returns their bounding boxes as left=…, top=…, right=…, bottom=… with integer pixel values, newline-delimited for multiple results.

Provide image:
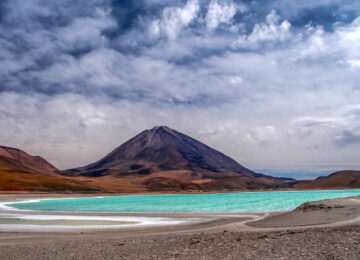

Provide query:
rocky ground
left=0, top=225, right=359, bottom=260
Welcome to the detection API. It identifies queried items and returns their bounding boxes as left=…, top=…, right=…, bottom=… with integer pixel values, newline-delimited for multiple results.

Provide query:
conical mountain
left=68, top=126, right=255, bottom=177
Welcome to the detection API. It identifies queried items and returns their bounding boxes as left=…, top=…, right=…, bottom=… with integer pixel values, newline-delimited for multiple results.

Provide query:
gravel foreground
left=0, top=225, right=359, bottom=260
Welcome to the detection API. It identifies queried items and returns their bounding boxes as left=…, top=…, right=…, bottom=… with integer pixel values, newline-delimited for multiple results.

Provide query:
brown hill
left=65, top=126, right=297, bottom=191
left=0, top=167, right=100, bottom=192
left=296, top=170, right=360, bottom=189
left=0, top=146, right=99, bottom=192
left=0, top=145, right=58, bottom=175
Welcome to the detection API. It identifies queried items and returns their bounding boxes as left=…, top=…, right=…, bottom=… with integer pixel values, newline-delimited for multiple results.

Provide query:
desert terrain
left=0, top=193, right=359, bottom=260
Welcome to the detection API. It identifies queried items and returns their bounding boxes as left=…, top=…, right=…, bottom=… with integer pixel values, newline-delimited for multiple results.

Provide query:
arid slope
left=0, top=146, right=98, bottom=192
left=296, top=170, right=360, bottom=190
left=0, top=167, right=99, bottom=192
left=0, top=145, right=58, bottom=175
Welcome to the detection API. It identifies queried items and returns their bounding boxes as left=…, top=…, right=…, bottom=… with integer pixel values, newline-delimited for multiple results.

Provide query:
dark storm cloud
left=0, top=0, right=358, bottom=99
left=227, top=0, right=360, bottom=34
left=336, top=130, right=360, bottom=147
left=0, top=0, right=116, bottom=95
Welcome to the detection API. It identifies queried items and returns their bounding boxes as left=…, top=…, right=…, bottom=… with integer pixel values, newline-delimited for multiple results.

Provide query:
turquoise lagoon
left=8, top=190, right=360, bottom=213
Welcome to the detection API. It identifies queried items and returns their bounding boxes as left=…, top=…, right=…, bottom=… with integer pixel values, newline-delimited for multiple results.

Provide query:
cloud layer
left=1, top=0, right=360, bottom=177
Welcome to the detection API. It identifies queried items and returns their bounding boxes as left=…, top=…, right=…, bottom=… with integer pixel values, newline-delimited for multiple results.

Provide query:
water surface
left=8, top=190, right=360, bottom=213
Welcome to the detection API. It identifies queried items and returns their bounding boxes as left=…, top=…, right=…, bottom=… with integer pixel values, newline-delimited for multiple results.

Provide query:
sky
left=0, top=0, right=360, bottom=179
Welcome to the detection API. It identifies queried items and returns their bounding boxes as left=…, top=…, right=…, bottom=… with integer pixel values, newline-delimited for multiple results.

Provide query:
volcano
left=68, top=126, right=254, bottom=177
left=66, top=126, right=296, bottom=191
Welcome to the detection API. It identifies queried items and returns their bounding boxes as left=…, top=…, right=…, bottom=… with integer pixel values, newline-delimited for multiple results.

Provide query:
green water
left=8, top=190, right=360, bottom=213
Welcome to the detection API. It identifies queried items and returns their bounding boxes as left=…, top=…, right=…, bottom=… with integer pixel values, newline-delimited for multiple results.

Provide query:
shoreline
left=0, top=193, right=359, bottom=259
left=1, top=187, right=359, bottom=196
left=1, top=190, right=358, bottom=211
left=0, top=192, right=359, bottom=232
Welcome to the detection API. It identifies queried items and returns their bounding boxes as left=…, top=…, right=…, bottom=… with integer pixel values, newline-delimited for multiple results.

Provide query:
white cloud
left=228, top=75, right=243, bottom=85
left=206, top=0, right=237, bottom=30
left=95, top=6, right=111, bottom=17
left=290, top=17, right=360, bottom=68
left=233, top=10, right=291, bottom=49
left=150, top=0, right=200, bottom=40
left=56, top=16, right=116, bottom=51
left=32, top=49, right=126, bottom=89
left=294, top=116, right=346, bottom=126
left=347, top=59, right=360, bottom=69
left=245, top=126, right=279, bottom=144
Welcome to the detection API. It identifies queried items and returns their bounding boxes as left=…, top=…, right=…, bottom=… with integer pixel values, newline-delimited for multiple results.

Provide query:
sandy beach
left=0, top=193, right=359, bottom=259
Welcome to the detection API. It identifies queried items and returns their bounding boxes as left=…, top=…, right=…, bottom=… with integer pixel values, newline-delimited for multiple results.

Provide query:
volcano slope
left=65, top=126, right=296, bottom=192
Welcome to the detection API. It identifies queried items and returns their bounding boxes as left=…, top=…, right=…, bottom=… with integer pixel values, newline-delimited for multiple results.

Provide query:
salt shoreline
left=0, top=193, right=359, bottom=259
left=0, top=193, right=359, bottom=232
left=0, top=191, right=350, bottom=231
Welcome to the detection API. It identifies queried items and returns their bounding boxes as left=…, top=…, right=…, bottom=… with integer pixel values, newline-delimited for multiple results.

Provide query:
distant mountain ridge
left=0, top=145, right=58, bottom=175
left=296, top=170, right=360, bottom=189
left=0, top=146, right=97, bottom=192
